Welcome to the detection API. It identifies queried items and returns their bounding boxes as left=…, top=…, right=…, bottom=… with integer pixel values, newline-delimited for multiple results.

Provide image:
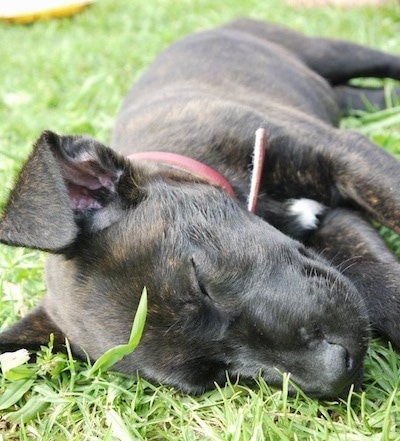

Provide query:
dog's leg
left=305, top=208, right=400, bottom=349
left=263, top=125, right=400, bottom=235
left=299, top=38, right=400, bottom=84
left=334, top=84, right=400, bottom=114
left=226, top=19, right=400, bottom=84
left=330, top=130, right=400, bottom=234
left=0, top=304, right=66, bottom=353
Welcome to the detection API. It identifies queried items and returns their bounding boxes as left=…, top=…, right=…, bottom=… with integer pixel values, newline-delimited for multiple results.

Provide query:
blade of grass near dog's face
left=87, top=287, right=147, bottom=375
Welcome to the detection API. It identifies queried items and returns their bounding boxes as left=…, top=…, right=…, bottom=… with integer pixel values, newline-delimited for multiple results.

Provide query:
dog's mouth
left=290, top=351, right=365, bottom=399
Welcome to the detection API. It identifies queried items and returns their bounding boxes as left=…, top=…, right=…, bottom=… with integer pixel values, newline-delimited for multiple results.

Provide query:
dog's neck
left=127, top=151, right=236, bottom=197
left=127, top=129, right=266, bottom=213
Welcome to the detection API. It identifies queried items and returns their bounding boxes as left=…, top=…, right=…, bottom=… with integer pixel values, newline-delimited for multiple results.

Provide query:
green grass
left=1, top=0, right=400, bottom=439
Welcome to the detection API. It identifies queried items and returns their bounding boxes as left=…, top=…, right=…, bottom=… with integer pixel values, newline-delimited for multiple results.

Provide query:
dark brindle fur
left=1, top=19, right=400, bottom=398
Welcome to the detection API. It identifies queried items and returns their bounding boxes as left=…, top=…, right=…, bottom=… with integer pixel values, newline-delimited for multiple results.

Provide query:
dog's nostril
left=345, top=351, right=354, bottom=372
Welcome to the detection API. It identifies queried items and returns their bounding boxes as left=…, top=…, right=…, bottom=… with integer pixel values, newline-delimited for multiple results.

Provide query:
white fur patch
left=289, top=198, right=326, bottom=230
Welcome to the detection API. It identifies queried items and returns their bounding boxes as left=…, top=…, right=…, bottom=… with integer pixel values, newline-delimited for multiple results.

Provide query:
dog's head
left=0, top=131, right=369, bottom=398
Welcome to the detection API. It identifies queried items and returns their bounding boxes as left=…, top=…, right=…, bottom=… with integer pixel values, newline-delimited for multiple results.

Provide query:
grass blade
left=0, top=378, right=35, bottom=410
left=87, top=287, right=147, bottom=375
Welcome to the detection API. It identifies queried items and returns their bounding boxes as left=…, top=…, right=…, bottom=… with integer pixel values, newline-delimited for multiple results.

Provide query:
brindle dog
left=1, top=19, right=400, bottom=398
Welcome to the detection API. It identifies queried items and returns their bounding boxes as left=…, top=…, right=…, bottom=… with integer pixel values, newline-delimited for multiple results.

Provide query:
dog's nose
left=324, top=342, right=350, bottom=371
left=321, top=341, right=358, bottom=393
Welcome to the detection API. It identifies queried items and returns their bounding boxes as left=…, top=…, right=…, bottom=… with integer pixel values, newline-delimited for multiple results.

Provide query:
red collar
left=127, top=128, right=266, bottom=213
left=127, top=151, right=236, bottom=197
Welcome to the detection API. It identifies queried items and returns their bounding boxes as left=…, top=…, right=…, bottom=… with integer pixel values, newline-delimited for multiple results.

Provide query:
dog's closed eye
left=190, top=257, right=213, bottom=301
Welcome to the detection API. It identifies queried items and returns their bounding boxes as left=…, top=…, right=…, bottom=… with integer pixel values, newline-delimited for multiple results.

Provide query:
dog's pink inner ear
left=59, top=155, right=122, bottom=212
left=68, top=183, right=103, bottom=210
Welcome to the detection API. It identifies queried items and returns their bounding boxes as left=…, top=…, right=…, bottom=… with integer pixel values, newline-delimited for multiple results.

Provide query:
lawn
left=1, top=0, right=400, bottom=439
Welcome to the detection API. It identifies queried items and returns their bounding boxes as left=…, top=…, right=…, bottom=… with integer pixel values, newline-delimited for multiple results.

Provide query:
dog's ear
left=0, top=304, right=66, bottom=353
left=0, top=131, right=129, bottom=251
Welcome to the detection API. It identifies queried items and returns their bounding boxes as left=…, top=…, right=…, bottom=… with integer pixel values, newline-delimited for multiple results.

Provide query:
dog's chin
left=296, top=368, right=365, bottom=400
left=247, top=362, right=365, bottom=399
left=223, top=364, right=364, bottom=399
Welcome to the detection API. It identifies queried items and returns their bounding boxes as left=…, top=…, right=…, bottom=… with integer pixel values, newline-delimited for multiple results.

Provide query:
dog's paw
left=371, top=266, right=400, bottom=351
left=262, top=198, right=327, bottom=239
left=288, top=198, right=326, bottom=230
left=279, top=198, right=326, bottom=239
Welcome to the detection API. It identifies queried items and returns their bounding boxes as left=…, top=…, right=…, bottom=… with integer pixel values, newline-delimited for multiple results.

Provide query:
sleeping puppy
left=1, top=19, right=400, bottom=398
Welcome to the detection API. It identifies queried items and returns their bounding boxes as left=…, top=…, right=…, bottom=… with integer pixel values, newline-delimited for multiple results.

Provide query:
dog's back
left=112, top=19, right=400, bottom=159
left=112, top=20, right=340, bottom=158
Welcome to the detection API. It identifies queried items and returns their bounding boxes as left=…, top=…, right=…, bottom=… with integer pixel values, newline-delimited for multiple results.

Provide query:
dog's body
left=1, top=19, right=400, bottom=398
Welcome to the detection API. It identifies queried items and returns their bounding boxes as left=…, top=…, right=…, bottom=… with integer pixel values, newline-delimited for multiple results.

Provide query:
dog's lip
left=305, top=367, right=364, bottom=399
left=273, top=356, right=365, bottom=399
